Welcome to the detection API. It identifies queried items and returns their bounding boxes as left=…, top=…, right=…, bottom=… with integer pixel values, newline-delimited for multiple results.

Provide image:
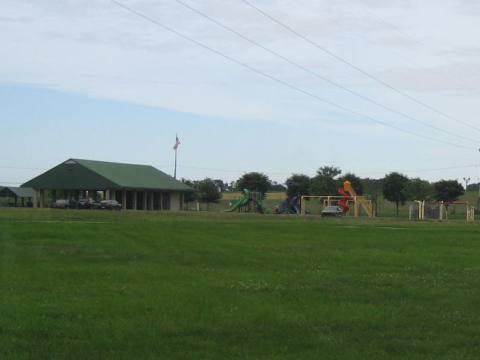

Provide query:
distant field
left=222, top=192, right=286, bottom=201
left=1, top=209, right=480, bottom=359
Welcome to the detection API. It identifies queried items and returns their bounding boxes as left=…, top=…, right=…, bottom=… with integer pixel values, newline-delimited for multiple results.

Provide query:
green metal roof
left=0, top=186, right=34, bottom=198
left=22, top=159, right=193, bottom=191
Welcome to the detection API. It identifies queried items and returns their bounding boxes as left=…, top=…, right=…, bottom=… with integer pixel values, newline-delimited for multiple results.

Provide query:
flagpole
left=173, top=134, right=179, bottom=179
left=174, top=147, right=178, bottom=179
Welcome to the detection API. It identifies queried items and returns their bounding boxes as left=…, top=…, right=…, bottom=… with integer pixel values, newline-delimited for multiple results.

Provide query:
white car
left=51, top=199, right=71, bottom=209
left=94, top=200, right=122, bottom=210
left=321, top=205, right=344, bottom=217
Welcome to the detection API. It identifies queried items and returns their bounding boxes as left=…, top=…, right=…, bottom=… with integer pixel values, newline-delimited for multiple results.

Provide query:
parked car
left=321, top=205, right=344, bottom=217
left=94, top=200, right=122, bottom=210
left=77, top=198, right=95, bottom=209
left=51, top=199, right=71, bottom=209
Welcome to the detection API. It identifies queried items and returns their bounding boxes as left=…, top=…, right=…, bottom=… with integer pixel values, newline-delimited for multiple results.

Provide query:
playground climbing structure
left=410, top=200, right=475, bottom=222
left=225, top=189, right=266, bottom=214
left=300, top=181, right=374, bottom=217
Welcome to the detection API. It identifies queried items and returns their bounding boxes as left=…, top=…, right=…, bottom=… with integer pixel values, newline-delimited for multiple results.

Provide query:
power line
left=357, top=163, right=480, bottom=176
left=360, top=7, right=480, bottom=95
left=239, top=0, right=480, bottom=134
left=111, top=0, right=475, bottom=151
left=176, top=164, right=291, bottom=175
left=172, top=0, right=478, bottom=145
left=179, top=163, right=480, bottom=177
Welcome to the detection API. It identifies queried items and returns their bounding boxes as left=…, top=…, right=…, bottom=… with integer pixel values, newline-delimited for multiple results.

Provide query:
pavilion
left=22, top=159, right=193, bottom=210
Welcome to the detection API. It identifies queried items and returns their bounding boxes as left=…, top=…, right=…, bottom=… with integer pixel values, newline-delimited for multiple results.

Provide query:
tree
left=407, top=178, right=433, bottom=201
left=196, top=178, right=221, bottom=203
left=433, top=180, right=464, bottom=204
left=361, top=177, right=383, bottom=216
left=270, top=181, right=287, bottom=192
left=310, top=166, right=341, bottom=195
left=236, top=172, right=271, bottom=196
left=181, top=179, right=197, bottom=203
left=382, top=172, right=409, bottom=216
left=213, top=179, right=227, bottom=193
left=361, top=178, right=383, bottom=195
left=286, top=174, right=311, bottom=197
left=339, top=173, right=363, bottom=195
left=466, top=182, right=479, bottom=192
left=317, top=166, right=342, bottom=178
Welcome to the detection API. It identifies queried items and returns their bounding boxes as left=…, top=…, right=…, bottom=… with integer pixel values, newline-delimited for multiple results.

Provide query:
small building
left=0, top=186, right=35, bottom=207
left=22, top=159, right=193, bottom=210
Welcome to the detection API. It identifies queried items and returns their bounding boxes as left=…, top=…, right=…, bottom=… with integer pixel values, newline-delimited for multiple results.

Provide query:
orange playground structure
left=300, top=181, right=374, bottom=217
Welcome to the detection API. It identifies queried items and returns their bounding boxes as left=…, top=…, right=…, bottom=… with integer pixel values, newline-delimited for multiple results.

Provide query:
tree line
left=182, top=166, right=468, bottom=215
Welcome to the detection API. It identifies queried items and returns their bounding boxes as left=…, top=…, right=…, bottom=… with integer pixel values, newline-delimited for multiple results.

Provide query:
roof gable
left=22, top=160, right=119, bottom=190
left=22, top=159, right=193, bottom=191
left=0, top=187, right=34, bottom=198
left=73, top=159, right=192, bottom=191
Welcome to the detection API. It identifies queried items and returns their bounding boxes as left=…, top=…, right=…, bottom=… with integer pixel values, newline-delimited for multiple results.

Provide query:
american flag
left=173, top=135, right=180, bottom=150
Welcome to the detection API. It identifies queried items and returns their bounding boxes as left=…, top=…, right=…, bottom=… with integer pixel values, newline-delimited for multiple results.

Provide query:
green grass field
left=1, top=209, right=480, bottom=359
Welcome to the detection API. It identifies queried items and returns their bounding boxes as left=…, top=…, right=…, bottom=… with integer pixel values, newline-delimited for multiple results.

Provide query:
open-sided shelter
left=22, top=159, right=193, bottom=210
left=0, top=187, right=35, bottom=207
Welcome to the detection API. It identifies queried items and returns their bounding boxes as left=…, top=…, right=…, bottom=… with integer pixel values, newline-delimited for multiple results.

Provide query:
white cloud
left=1, top=0, right=480, bottom=179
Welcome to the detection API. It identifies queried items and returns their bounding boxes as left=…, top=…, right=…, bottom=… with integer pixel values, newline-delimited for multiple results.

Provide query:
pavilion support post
left=39, top=190, right=45, bottom=208
left=143, top=191, right=148, bottom=210
left=133, top=191, right=137, bottom=210
left=33, top=190, right=38, bottom=208
left=149, top=192, right=154, bottom=211
left=122, top=190, right=127, bottom=210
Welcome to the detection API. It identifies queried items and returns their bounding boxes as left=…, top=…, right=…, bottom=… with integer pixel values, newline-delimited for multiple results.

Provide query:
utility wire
left=176, top=163, right=292, bottom=175
left=360, top=7, right=480, bottom=94
left=239, top=0, right=480, bottom=133
left=111, top=0, right=475, bottom=151
left=357, top=163, right=480, bottom=176
left=179, top=163, right=480, bottom=177
left=172, top=0, right=478, bottom=145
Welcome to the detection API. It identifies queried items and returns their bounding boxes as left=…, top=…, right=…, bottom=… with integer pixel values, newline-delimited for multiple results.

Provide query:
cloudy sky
left=1, top=0, right=480, bottom=185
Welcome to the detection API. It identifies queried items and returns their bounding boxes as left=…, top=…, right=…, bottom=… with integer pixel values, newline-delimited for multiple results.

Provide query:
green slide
left=225, top=189, right=252, bottom=212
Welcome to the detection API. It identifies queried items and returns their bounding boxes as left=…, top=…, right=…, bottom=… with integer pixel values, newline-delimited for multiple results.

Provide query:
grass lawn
left=1, top=209, right=479, bottom=359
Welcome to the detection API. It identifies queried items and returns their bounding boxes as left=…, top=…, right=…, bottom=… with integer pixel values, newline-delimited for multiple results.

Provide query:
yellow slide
left=343, top=181, right=374, bottom=217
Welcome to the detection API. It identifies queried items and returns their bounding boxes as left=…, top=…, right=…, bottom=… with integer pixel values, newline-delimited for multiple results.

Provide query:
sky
left=1, top=0, right=480, bottom=186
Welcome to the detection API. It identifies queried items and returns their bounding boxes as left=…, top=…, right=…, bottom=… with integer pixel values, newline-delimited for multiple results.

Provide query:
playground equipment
left=338, top=187, right=350, bottom=214
left=274, top=196, right=300, bottom=214
left=225, top=189, right=266, bottom=214
left=300, top=181, right=374, bottom=217
left=410, top=200, right=475, bottom=222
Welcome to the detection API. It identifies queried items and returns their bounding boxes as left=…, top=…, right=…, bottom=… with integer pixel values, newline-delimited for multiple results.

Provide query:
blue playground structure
left=274, top=196, right=300, bottom=214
